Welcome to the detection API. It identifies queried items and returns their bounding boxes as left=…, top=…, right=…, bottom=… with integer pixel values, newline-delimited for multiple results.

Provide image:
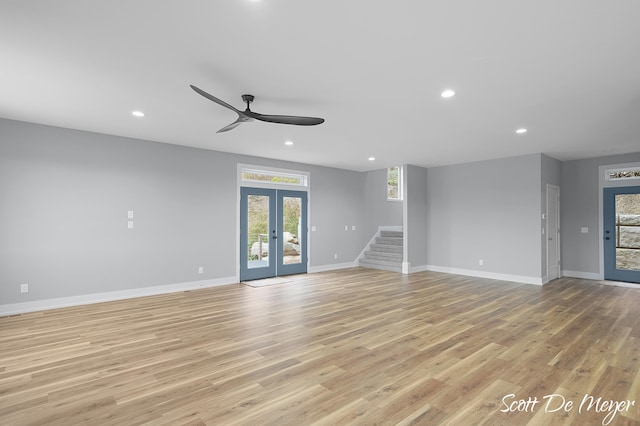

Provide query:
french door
left=240, top=187, right=308, bottom=281
left=603, top=186, right=640, bottom=283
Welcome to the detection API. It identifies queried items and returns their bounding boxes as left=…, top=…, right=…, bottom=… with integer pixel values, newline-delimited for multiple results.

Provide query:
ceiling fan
left=190, top=85, right=325, bottom=133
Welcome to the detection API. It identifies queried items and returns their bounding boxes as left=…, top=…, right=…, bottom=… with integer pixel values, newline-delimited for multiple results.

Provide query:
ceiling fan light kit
left=190, top=85, right=325, bottom=133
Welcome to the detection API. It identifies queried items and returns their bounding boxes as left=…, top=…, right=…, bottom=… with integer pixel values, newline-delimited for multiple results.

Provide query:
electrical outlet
left=128, top=221, right=134, bottom=229
left=198, top=266, right=204, bottom=274
left=20, top=283, right=28, bottom=293
left=128, top=210, right=134, bottom=219
left=479, top=259, right=484, bottom=266
left=334, top=253, right=338, bottom=259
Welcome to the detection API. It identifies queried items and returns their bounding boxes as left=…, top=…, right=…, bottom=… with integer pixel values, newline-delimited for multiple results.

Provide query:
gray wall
left=362, top=168, right=403, bottom=238
left=304, top=165, right=367, bottom=266
left=4, top=117, right=638, bottom=308
left=405, top=164, right=428, bottom=269
left=561, top=152, right=640, bottom=276
left=0, top=118, right=367, bottom=305
left=427, top=154, right=542, bottom=279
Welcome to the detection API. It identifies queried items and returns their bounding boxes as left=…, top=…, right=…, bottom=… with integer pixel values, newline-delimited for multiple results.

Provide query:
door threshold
left=242, top=276, right=294, bottom=288
left=597, top=280, right=640, bottom=289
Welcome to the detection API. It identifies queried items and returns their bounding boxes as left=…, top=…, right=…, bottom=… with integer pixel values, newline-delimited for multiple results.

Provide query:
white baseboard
left=409, top=264, right=430, bottom=273
left=562, top=270, right=602, bottom=280
left=0, top=276, right=237, bottom=316
left=426, top=265, right=544, bottom=286
left=309, top=261, right=357, bottom=274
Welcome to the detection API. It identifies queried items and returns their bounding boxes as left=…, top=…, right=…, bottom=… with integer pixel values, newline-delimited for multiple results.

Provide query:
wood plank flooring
left=1, top=268, right=640, bottom=425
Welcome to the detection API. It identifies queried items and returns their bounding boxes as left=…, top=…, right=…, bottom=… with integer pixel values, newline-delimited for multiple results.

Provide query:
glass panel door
left=604, top=186, right=640, bottom=283
left=240, top=187, right=276, bottom=281
left=277, top=190, right=308, bottom=276
left=240, top=188, right=308, bottom=281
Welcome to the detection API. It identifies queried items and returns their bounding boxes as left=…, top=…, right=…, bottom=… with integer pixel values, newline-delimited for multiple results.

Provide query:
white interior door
left=547, top=185, right=561, bottom=281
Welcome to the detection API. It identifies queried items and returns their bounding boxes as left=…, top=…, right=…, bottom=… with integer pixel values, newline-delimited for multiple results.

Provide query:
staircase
left=359, top=230, right=403, bottom=273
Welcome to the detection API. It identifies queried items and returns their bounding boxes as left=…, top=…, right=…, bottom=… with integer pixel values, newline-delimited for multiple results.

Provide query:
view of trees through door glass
left=247, top=195, right=302, bottom=267
left=282, top=197, right=302, bottom=265
left=615, top=193, right=640, bottom=271
left=247, top=195, right=270, bottom=269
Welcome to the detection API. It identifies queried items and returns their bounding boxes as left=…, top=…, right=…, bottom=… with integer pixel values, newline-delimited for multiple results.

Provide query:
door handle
left=605, top=237, right=610, bottom=240
left=272, top=235, right=278, bottom=239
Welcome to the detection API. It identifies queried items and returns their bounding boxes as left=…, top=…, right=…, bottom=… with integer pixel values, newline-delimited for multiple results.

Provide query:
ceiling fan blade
left=245, top=111, right=325, bottom=126
left=217, top=116, right=248, bottom=133
left=190, top=85, right=242, bottom=114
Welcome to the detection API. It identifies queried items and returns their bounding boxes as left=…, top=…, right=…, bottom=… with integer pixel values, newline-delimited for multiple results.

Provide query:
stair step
left=380, top=230, right=403, bottom=238
left=365, top=251, right=403, bottom=261
left=370, top=243, right=403, bottom=254
left=360, top=258, right=402, bottom=267
left=375, top=236, right=403, bottom=246
left=359, top=258, right=402, bottom=273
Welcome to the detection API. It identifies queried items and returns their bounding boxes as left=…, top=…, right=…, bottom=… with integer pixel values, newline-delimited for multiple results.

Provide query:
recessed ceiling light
left=516, top=128, right=527, bottom=134
left=368, top=157, right=376, bottom=161
left=284, top=140, right=294, bottom=146
left=131, top=111, right=145, bottom=118
left=441, top=89, right=455, bottom=98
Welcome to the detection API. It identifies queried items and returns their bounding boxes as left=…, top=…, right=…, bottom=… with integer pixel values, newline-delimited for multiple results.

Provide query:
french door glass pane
left=282, top=196, right=302, bottom=265
left=615, top=193, right=640, bottom=271
left=247, top=195, right=270, bottom=269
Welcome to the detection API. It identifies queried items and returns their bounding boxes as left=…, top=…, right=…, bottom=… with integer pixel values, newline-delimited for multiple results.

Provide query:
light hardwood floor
left=1, top=268, right=640, bottom=425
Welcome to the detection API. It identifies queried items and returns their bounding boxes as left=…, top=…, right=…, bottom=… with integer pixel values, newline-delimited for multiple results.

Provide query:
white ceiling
left=1, top=1, right=639, bottom=172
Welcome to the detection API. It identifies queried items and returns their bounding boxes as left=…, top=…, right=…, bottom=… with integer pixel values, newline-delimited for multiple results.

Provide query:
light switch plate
left=128, top=221, right=134, bottom=229
left=581, top=227, right=588, bottom=233
left=128, top=210, right=134, bottom=219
